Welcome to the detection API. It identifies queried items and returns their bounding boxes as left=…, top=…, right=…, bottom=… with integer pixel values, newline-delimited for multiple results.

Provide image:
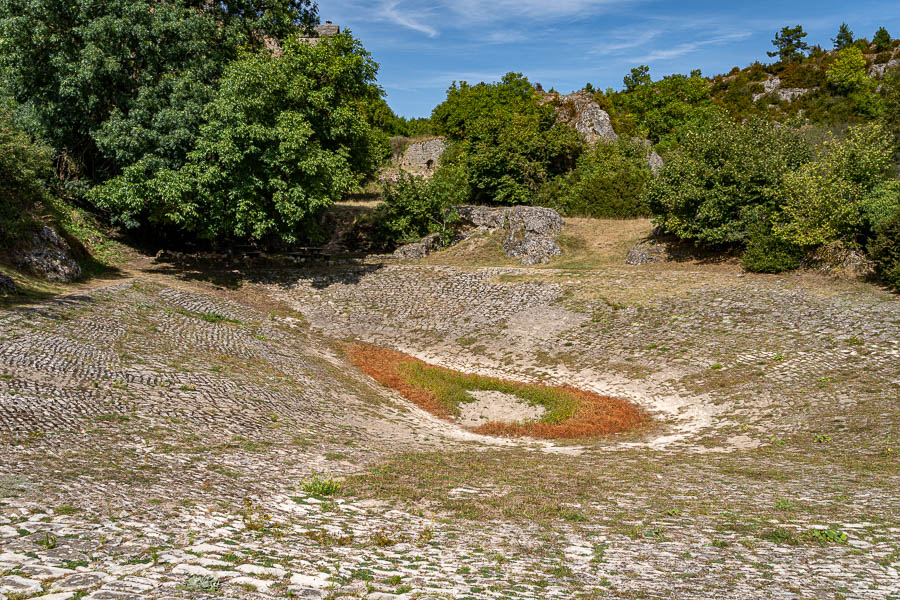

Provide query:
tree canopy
left=89, top=34, right=384, bottom=242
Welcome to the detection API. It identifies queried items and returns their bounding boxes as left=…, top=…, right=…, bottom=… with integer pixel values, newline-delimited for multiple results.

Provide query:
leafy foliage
left=646, top=112, right=811, bottom=245
left=537, top=139, right=652, bottom=218
left=431, top=73, right=583, bottom=205
left=827, top=47, right=868, bottom=93
left=0, top=0, right=318, bottom=179
left=0, top=107, right=51, bottom=246
left=742, top=223, right=804, bottom=274
left=606, top=72, right=713, bottom=144
left=868, top=206, right=900, bottom=291
left=89, top=34, right=383, bottom=242
left=772, top=123, right=894, bottom=247
left=375, top=166, right=467, bottom=246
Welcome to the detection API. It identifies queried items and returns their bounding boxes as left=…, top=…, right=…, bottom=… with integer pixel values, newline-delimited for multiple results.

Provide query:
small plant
left=813, top=433, right=832, bottom=444
left=808, top=527, right=848, bottom=545
left=301, top=472, right=341, bottom=497
left=710, top=363, right=723, bottom=370
left=40, top=532, right=57, bottom=549
left=417, top=526, right=434, bottom=545
left=179, top=574, right=220, bottom=593
left=241, top=497, right=272, bottom=531
left=371, top=528, right=403, bottom=547
left=774, top=498, right=794, bottom=511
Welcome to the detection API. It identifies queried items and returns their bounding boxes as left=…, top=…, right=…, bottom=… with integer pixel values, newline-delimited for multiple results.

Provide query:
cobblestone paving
left=1, top=257, right=899, bottom=599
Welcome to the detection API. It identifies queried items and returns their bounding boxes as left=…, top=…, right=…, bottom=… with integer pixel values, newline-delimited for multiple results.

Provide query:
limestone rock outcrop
left=457, top=205, right=564, bottom=266
left=393, top=232, right=442, bottom=260
left=12, top=226, right=82, bottom=283
left=394, top=206, right=566, bottom=266
left=542, top=91, right=618, bottom=144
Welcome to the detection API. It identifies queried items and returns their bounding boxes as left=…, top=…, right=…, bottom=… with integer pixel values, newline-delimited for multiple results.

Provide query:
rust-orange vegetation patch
left=346, top=343, right=646, bottom=440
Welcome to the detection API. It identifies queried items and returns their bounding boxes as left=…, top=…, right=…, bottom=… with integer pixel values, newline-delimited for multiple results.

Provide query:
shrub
left=869, top=206, right=900, bottom=290
left=537, top=139, right=652, bottom=218
left=741, top=223, right=804, bottom=273
left=860, top=180, right=900, bottom=234
left=646, top=112, right=811, bottom=246
left=375, top=165, right=467, bottom=247
left=773, top=123, right=894, bottom=246
left=827, top=47, right=868, bottom=94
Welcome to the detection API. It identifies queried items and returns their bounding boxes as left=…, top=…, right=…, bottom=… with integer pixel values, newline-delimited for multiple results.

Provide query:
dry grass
left=346, top=344, right=645, bottom=439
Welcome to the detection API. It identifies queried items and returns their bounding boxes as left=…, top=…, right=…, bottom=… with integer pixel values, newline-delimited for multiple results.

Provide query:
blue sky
left=320, top=0, right=900, bottom=118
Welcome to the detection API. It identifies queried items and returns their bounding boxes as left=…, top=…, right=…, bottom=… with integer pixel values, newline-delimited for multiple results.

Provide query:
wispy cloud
left=381, top=1, right=438, bottom=37
left=631, top=31, right=752, bottom=62
left=446, top=0, right=637, bottom=21
left=590, top=27, right=664, bottom=55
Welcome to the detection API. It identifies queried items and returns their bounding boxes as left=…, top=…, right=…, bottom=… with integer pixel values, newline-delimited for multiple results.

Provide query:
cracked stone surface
left=1, top=243, right=899, bottom=599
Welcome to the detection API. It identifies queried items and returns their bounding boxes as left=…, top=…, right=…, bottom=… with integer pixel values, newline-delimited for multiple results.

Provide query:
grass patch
left=346, top=344, right=645, bottom=439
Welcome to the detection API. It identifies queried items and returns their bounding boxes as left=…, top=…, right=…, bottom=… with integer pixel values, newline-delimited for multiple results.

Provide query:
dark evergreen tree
left=623, top=65, right=651, bottom=92
left=832, top=22, right=854, bottom=50
left=767, top=25, right=810, bottom=63
left=873, top=27, right=892, bottom=52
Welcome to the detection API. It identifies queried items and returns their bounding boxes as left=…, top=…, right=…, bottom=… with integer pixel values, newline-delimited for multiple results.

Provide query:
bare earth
left=1, top=219, right=899, bottom=600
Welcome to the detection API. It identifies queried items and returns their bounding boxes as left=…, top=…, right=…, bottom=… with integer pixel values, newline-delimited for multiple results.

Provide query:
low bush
left=646, top=112, right=811, bottom=246
left=536, top=139, right=651, bottom=218
left=860, top=179, right=900, bottom=234
left=742, top=223, right=805, bottom=273
left=869, top=206, right=900, bottom=290
left=374, top=165, right=467, bottom=247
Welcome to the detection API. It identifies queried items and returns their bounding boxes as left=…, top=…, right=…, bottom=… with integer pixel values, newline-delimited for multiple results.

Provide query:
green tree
left=612, top=71, right=713, bottom=144
left=646, top=111, right=811, bottom=245
left=431, top=73, right=583, bottom=205
left=873, top=27, right=892, bottom=52
left=623, top=65, right=651, bottom=92
left=827, top=47, right=869, bottom=93
left=0, top=0, right=318, bottom=178
left=768, top=25, right=810, bottom=63
left=89, top=34, right=382, bottom=242
left=832, top=22, right=854, bottom=50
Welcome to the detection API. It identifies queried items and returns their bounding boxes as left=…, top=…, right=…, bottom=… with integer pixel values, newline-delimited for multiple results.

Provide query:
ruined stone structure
left=298, top=21, right=340, bottom=45
left=399, top=137, right=447, bottom=171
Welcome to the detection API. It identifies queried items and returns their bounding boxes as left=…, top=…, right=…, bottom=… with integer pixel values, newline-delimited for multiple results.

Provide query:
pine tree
left=832, top=23, right=854, bottom=50
left=873, top=27, right=892, bottom=52
left=768, top=26, right=810, bottom=63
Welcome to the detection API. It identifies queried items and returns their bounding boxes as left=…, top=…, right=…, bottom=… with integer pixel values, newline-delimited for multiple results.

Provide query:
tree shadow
left=148, top=252, right=386, bottom=291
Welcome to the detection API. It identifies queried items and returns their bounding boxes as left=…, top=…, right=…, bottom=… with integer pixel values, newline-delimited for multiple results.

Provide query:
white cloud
left=590, top=27, right=664, bottom=55
left=631, top=31, right=752, bottom=62
left=381, top=1, right=439, bottom=37
left=445, top=0, right=635, bottom=21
